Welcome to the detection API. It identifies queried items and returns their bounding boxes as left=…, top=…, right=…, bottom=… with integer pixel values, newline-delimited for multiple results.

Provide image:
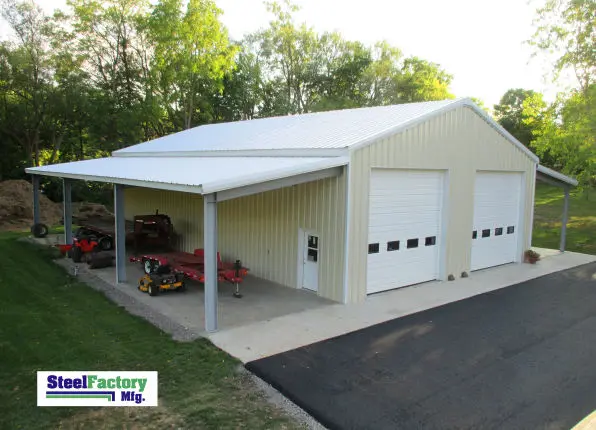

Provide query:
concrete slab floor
left=76, top=258, right=333, bottom=334
left=209, top=250, right=596, bottom=363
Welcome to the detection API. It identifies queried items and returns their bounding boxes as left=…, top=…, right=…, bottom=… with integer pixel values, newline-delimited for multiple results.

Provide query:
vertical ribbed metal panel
left=347, top=106, right=537, bottom=302
left=124, top=172, right=346, bottom=302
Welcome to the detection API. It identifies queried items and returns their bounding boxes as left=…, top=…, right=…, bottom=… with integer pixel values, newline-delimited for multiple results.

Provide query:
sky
left=1, top=0, right=565, bottom=108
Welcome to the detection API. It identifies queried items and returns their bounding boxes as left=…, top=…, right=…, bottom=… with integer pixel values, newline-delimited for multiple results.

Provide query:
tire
left=143, top=259, right=155, bottom=275
left=71, top=246, right=83, bottom=263
left=31, top=223, right=49, bottom=238
left=98, top=236, right=113, bottom=251
left=148, top=282, right=159, bottom=297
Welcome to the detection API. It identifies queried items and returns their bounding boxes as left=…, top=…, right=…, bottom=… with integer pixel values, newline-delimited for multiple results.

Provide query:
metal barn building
left=26, top=98, right=577, bottom=331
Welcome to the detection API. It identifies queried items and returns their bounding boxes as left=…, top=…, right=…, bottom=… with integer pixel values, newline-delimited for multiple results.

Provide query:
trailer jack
left=233, top=260, right=243, bottom=298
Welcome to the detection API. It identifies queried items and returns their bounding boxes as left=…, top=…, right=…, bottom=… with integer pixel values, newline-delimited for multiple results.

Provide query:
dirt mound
left=0, top=179, right=62, bottom=230
left=73, top=202, right=114, bottom=223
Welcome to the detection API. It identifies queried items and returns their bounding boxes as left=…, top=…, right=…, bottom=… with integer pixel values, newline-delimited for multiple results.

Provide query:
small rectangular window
left=308, top=235, right=318, bottom=249
left=407, top=238, right=419, bottom=249
left=507, top=226, right=515, bottom=234
left=482, top=229, right=491, bottom=238
left=387, top=241, right=400, bottom=251
left=495, top=227, right=503, bottom=236
left=307, top=249, right=318, bottom=262
left=472, top=230, right=477, bottom=239
left=425, top=236, right=436, bottom=246
left=368, top=243, right=379, bottom=254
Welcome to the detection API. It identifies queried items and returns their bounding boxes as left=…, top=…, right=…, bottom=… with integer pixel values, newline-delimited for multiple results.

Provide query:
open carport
left=27, top=155, right=346, bottom=333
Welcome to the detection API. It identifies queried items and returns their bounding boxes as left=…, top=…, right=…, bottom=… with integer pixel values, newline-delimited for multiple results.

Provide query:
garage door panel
left=367, top=169, right=444, bottom=294
left=471, top=172, right=522, bottom=271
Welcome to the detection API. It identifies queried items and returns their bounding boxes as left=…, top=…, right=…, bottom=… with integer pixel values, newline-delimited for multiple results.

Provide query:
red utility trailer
left=130, top=249, right=249, bottom=297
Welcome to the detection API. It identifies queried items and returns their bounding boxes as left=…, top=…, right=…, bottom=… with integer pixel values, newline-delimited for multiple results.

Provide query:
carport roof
left=537, top=164, right=578, bottom=187
left=25, top=156, right=348, bottom=194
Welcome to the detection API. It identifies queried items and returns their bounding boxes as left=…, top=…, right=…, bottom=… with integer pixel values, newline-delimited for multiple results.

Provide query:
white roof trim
left=24, top=167, right=206, bottom=194
left=113, top=148, right=347, bottom=158
left=349, top=98, right=540, bottom=164
left=537, top=164, right=578, bottom=186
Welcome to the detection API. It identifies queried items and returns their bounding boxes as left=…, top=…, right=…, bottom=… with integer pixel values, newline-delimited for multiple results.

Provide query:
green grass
left=533, top=183, right=596, bottom=255
left=0, top=232, right=297, bottom=429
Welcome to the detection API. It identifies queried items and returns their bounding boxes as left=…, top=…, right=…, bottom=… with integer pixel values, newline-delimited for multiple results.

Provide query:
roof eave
left=537, top=164, right=578, bottom=187
left=25, top=167, right=204, bottom=194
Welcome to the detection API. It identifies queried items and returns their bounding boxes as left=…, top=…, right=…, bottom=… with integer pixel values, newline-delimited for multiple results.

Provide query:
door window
left=307, top=235, right=319, bottom=262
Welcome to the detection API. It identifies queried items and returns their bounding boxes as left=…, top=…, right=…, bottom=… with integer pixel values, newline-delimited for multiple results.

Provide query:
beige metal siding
left=124, top=173, right=346, bottom=302
left=347, top=106, right=536, bottom=302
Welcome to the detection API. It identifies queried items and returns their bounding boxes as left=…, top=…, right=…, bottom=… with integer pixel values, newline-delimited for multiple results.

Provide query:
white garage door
left=471, top=172, right=522, bottom=271
left=367, top=169, right=444, bottom=294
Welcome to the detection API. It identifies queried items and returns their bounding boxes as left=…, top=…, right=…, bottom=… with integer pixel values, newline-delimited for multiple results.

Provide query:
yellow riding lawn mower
left=138, top=265, right=186, bottom=297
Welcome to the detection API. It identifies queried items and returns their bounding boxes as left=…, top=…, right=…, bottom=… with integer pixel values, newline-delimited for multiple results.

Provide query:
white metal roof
left=115, top=99, right=458, bottom=155
left=537, top=164, right=578, bottom=186
left=25, top=156, right=348, bottom=194
left=113, top=98, right=537, bottom=160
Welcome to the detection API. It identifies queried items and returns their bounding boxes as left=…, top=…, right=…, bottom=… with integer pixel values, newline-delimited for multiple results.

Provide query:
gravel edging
left=54, top=257, right=203, bottom=342
left=237, top=366, right=326, bottom=430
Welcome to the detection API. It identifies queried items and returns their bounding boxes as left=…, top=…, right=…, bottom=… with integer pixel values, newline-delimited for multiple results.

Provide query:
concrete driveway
left=247, top=262, right=596, bottom=430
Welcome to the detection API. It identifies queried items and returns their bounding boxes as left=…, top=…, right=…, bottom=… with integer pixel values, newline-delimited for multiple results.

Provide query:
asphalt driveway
left=246, top=262, right=596, bottom=430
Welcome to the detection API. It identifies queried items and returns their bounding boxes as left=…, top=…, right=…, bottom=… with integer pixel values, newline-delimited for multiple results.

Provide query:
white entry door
left=302, top=233, right=319, bottom=292
left=471, top=171, right=522, bottom=271
left=367, top=169, right=444, bottom=294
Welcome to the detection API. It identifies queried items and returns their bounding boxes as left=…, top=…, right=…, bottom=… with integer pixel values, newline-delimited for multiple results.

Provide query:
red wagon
left=130, top=249, right=249, bottom=297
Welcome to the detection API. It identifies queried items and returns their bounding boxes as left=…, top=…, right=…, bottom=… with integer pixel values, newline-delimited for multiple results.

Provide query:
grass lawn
left=0, top=232, right=297, bottom=429
left=533, top=183, right=596, bottom=255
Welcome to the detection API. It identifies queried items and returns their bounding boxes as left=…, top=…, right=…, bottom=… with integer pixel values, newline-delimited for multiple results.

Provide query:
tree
left=149, top=0, right=236, bottom=129
left=494, top=89, right=540, bottom=147
left=530, top=0, right=595, bottom=94
left=0, top=0, right=53, bottom=167
left=528, top=0, right=596, bottom=187
left=524, top=87, right=596, bottom=187
left=398, top=56, right=453, bottom=102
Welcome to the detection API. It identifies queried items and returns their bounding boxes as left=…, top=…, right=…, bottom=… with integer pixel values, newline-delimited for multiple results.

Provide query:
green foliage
left=500, top=0, right=596, bottom=188
left=494, top=88, right=540, bottom=147
left=530, top=0, right=595, bottom=93
left=0, top=0, right=456, bottom=191
left=524, top=86, right=596, bottom=187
